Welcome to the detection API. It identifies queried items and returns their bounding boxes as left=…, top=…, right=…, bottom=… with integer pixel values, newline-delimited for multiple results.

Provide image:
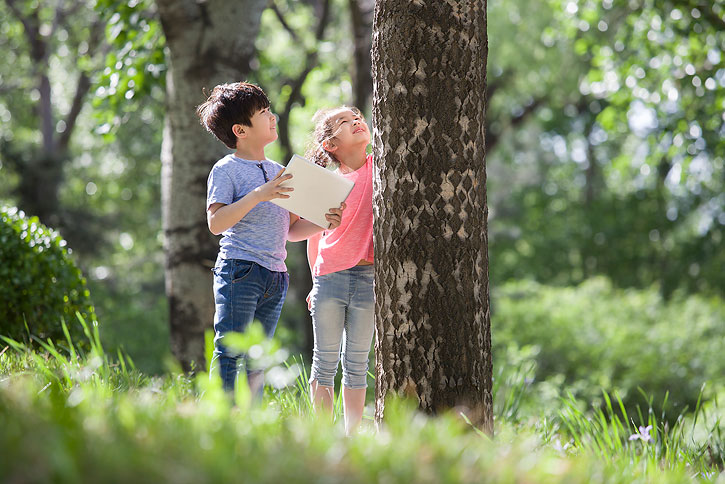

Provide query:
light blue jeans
left=308, top=265, right=374, bottom=389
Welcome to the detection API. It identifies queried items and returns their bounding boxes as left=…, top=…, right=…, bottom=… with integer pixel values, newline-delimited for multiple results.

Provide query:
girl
left=305, top=106, right=374, bottom=434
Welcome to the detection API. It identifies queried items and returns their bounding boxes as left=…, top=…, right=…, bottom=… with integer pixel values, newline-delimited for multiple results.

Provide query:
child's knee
left=342, top=353, right=369, bottom=389
left=311, top=351, right=340, bottom=387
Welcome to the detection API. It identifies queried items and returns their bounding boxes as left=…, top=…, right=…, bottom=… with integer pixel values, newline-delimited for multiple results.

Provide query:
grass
left=0, top=315, right=723, bottom=483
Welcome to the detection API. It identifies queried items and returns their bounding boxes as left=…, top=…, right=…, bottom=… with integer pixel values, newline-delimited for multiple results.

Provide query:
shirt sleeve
left=207, top=165, right=235, bottom=209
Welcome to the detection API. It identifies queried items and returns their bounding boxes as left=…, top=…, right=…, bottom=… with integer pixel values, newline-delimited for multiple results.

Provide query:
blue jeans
left=210, top=258, right=288, bottom=392
left=308, top=265, right=375, bottom=389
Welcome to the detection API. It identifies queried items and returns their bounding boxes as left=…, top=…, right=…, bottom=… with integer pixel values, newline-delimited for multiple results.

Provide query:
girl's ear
left=323, top=139, right=337, bottom=153
left=232, top=124, right=246, bottom=138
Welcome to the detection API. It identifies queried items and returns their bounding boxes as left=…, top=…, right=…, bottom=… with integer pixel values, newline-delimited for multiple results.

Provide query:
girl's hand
left=325, top=202, right=346, bottom=229
left=253, top=170, right=293, bottom=202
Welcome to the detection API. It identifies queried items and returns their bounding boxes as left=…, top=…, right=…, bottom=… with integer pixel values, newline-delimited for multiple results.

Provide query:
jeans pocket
left=232, top=261, right=255, bottom=283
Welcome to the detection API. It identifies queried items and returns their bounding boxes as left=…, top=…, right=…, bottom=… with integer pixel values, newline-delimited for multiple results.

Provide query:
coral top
left=307, top=154, right=374, bottom=277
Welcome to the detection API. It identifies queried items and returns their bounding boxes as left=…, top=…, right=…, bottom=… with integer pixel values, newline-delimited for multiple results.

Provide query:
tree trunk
left=371, top=0, right=492, bottom=433
left=156, top=0, right=267, bottom=370
left=348, top=0, right=374, bottom=113
left=4, top=0, right=100, bottom=232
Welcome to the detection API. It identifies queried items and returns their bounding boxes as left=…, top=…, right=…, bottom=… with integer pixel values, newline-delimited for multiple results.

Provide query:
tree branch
left=694, top=1, right=725, bottom=31
left=269, top=0, right=299, bottom=43
left=485, top=70, right=511, bottom=109
left=277, top=0, right=332, bottom=161
left=57, top=73, right=90, bottom=152
left=485, top=97, right=544, bottom=153
left=672, top=0, right=725, bottom=31
left=58, top=19, right=105, bottom=152
left=5, top=0, right=44, bottom=61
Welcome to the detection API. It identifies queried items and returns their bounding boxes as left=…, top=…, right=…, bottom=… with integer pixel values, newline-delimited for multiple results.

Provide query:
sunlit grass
left=0, top=314, right=723, bottom=483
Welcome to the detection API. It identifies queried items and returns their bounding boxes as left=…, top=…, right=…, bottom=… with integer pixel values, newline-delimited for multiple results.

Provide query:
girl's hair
left=305, top=106, right=364, bottom=168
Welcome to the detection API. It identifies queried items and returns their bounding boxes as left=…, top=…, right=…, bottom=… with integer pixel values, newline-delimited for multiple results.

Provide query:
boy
left=196, top=81, right=342, bottom=395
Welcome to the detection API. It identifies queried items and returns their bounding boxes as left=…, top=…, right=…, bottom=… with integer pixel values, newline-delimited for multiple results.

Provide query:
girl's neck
left=337, top=149, right=367, bottom=174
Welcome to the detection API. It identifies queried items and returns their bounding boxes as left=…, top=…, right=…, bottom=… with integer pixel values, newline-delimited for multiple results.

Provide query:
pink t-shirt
left=307, top=154, right=374, bottom=277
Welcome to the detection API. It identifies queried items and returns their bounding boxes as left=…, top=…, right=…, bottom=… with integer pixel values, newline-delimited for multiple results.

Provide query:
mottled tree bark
left=371, top=0, right=492, bottom=433
left=156, top=0, right=267, bottom=370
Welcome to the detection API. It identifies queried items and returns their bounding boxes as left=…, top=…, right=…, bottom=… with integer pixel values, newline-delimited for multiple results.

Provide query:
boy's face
left=236, top=106, right=277, bottom=146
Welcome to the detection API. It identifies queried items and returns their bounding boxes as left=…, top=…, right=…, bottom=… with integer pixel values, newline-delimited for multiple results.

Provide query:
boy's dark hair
left=196, top=82, right=271, bottom=149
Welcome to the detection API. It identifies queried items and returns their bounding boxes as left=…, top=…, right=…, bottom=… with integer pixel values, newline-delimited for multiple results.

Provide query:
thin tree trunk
left=371, top=0, right=492, bottom=433
left=4, top=0, right=100, bottom=230
left=156, top=0, right=267, bottom=370
left=348, top=0, right=374, bottom=113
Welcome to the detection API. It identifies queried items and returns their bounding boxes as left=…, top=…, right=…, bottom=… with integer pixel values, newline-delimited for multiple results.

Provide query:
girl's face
left=326, top=109, right=370, bottom=151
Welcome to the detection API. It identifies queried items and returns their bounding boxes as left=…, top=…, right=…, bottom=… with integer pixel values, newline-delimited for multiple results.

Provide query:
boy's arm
left=287, top=204, right=345, bottom=242
left=207, top=171, right=293, bottom=235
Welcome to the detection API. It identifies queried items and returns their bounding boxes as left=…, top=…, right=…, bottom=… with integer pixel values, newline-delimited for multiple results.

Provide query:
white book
left=270, top=154, right=355, bottom=228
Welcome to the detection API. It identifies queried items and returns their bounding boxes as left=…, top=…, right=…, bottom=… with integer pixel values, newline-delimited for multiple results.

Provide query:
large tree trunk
left=156, top=0, right=267, bottom=370
left=371, top=0, right=492, bottom=433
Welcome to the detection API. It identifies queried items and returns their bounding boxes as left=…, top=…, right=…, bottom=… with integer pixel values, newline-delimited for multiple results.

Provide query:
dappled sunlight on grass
left=1, top=315, right=722, bottom=483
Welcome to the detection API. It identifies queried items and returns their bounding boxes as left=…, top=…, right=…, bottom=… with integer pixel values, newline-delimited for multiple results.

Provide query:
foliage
left=1, top=0, right=723, bottom=380
left=0, top=324, right=721, bottom=483
left=0, top=207, right=95, bottom=344
left=0, top=0, right=104, bottom=145
left=59, top=106, right=169, bottom=374
left=487, top=0, right=725, bottom=297
left=490, top=184, right=725, bottom=295
left=92, top=0, right=166, bottom=139
left=0, top=0, right=169, bottom=369
left=492, top=277, right=725, bottom=419
left=557, top=389, right=724, bottom=473
left=0, top=0, right=107, bottom=223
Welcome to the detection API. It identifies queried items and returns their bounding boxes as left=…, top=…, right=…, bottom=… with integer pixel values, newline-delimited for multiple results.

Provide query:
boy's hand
left=325, top=202, right=346, bottom=229
left=253, top=170, right=293, bottom=202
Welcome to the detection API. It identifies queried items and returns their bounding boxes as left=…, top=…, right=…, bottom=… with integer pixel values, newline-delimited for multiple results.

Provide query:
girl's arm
left=287, top=204, right=345, bottom=242
left=207, top=171, right=293, bottom=235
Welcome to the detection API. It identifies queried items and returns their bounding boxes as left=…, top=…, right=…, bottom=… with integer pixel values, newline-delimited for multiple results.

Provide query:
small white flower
left=628, top=425, right=653, bottom=443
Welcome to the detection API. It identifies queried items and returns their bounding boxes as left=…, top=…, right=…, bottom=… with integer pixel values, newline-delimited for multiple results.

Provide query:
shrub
left=0, top=206, right=95, bottom=343
left=492, top=277, right=725, bottom=419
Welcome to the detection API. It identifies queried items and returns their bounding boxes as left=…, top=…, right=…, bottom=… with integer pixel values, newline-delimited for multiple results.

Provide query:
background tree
left=153, top=0, right=268, bottom=369
left=371, top=0, right=492, bottom=431
left=0, top=0, right=105, bottom=248
left=348, top=0, right=374, bottom=112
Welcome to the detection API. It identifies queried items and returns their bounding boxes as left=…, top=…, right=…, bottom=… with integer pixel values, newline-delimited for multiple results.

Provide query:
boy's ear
left=232, top=124, right=246, bottom=139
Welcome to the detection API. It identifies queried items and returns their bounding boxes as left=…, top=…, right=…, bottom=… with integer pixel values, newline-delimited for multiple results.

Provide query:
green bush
left=492, top=277, right=725, bottom=419
left=0, top=206, right=95, bottom=343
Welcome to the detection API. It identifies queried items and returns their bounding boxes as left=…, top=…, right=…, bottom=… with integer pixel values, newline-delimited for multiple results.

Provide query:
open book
left=270, top=154, right=355, bottom=228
